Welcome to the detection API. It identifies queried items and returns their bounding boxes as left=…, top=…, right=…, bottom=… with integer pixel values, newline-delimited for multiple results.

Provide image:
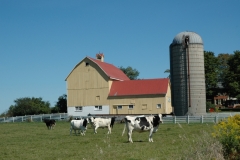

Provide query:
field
left=0, top=121, right=221, bottom=160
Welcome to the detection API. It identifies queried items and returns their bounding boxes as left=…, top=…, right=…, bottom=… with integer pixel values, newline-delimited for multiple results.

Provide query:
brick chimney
left=96, top=53, right=104, bottom=62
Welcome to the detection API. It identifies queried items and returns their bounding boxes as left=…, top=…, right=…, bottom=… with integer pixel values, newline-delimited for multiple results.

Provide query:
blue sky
left=0, top=0, right=239, bottom=114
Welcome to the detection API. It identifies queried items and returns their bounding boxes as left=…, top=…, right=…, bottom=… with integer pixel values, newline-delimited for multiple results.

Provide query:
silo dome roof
left=172, top=31, right=203, bottom=45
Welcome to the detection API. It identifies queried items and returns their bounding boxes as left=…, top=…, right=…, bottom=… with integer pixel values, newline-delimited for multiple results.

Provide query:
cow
left=89, top=117, right=116, bottom=134
left=43, top=119, right=56, bottom=130
left=70, top=118, right=89, bottom=136
left=122, top=114, right=163, bottom=143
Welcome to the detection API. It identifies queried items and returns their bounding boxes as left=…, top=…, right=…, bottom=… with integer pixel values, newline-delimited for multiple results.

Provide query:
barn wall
left=165, top=82, right=172, bottom=113
left=108, top=95, right=171, bottom=115
left=66, top=58, right=110, bottom=107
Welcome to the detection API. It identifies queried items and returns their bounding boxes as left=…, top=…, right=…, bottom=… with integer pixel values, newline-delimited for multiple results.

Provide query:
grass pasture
left=0, top=121, right=222, bottom=160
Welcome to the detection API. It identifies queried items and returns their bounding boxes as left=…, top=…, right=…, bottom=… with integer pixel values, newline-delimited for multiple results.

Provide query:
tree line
left=0, top=94, right=67, bottom=117
left=204, top=50, right=240, bottom=100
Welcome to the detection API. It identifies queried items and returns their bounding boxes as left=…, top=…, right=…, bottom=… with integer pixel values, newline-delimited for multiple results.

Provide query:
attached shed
left=65, top=54, right=172, bottom=116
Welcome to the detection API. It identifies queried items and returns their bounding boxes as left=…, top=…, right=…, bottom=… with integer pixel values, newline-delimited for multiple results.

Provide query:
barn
left=65, top=53, right=172, bottom=116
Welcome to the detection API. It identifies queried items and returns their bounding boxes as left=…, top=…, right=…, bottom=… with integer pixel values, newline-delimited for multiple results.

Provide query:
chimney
left=96, top=53, right=104, bottom=62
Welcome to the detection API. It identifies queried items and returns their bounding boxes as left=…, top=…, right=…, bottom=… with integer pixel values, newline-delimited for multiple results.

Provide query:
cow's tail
left=122, top=122, right=126, bottom=136
left=110, top=117, right=116, bottom=128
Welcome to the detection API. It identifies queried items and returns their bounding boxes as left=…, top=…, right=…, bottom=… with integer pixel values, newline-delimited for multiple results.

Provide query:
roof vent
left=96, top=53, right=104, bottom=62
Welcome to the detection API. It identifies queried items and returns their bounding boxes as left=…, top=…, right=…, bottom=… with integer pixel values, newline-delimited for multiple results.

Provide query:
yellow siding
left=67, top=58, right=110, bottom=107
left=108, top=95, right=168, bottom=115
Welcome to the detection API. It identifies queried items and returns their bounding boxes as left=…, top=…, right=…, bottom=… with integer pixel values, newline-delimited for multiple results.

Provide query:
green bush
left=206, top=101, right=216, bottom=112
left=212, top=114, right=240, bottom=159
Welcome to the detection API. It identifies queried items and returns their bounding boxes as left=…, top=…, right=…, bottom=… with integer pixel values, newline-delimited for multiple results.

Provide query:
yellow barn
left=65, top=53, right=172, bottom=116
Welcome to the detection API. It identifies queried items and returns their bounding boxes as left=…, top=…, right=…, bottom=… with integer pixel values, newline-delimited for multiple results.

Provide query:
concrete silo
left=169, top=31, right=206, bottom=116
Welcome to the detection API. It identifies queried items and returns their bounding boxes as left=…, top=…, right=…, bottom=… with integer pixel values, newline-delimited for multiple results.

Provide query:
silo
left=169, top=31, right=206, bottom=116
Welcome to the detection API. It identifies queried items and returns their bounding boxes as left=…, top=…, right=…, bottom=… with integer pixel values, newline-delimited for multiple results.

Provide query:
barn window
left=142, top=104, right=147, bottom=110
left=128, top=105, right=134, bottom=109
left=85, top=62, right=89, bottom=66
left=117, top=105, right=122, bottom=109
left=94, top=106, right=102, bottom=111
left=157, top=104, right=161, bottom=109
left=96, top=96, right=100, bottom=100
left=75, top=106, right=83, bottom=111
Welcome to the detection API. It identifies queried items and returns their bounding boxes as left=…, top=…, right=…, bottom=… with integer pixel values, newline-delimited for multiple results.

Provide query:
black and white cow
left=43, top=119, right=56, bottom=130
left=122, top=114, right=163, bottom=143
left=70, top=118, right=89, bottom=136
left=89, top=117, right=116, bottom=134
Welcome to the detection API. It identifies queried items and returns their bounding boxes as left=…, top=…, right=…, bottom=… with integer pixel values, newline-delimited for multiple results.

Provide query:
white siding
left=68, top=105, right=110, bottom=117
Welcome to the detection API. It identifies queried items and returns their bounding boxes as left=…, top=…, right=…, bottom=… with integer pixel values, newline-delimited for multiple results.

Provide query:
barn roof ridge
left=65, top=56, right=129, bottom=81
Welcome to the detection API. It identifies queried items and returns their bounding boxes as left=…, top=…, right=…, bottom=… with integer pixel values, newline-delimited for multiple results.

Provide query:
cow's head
left=86, top=118, right=90, bottom=124
left=152, top=114, right=163, bottom=132
left=89, top=117, right=95, bottom=123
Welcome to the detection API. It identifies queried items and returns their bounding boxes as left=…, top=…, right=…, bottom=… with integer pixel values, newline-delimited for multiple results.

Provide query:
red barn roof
left=88, top=57, right=129, bottom=81
left=109, top=78, right=169, bottom=96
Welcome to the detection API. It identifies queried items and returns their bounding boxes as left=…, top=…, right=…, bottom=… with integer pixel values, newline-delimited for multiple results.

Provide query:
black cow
left=43, top=119, right=56, bottom=130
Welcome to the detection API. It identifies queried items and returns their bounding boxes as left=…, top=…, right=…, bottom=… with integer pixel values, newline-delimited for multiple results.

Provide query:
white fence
left=0, top=112, right=239, bottom=124
left=0, top=113, right=69, bottom=123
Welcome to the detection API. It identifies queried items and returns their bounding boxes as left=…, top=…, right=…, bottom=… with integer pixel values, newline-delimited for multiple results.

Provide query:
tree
left=8, top=97, right=51, bottom=116
left=217, top=53, right=232, bottom=84
left=55, top=94, right=67, bottom=113
left=164, top=69, right=171, bottom=79
left=119, top=66, right=140, bottom=80
left=204, top=51, right=220, bottom=97
left=223, top=50, right=240, bottom=97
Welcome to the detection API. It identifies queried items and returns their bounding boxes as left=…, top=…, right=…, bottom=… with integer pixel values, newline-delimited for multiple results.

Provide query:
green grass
left=0, top=121, right=223, bottom=160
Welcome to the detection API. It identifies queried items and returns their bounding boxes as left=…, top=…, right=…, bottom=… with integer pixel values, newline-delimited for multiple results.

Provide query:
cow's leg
left=149, top=129, right=154, bottom=142
left=107, top=125, right=111, bottom=134
left=81, top=129, right=86, bottom=136
left=127, top=130, right=133, bottom=143
left=74, top=130, right=77, bottom=136
left=70, top=126, right=72, bottom=135
left=82, top=130, right=85, bottom=136
left=94, top=126, right=98, bottom=134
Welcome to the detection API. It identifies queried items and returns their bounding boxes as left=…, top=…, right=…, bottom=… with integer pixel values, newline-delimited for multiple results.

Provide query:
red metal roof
left=88, top=57, right=130, bottom=81
left=109, top=78, right=169, bottom=96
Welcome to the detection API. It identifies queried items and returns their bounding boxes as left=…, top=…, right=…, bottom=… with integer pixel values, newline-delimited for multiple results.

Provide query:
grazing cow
left=43, top=119, right=56, bottom=130
left=70, top=118, right=89, bottom=136
left=89, top=117, right=116, bottom=134
left=122, top=114, right=163, bottom=143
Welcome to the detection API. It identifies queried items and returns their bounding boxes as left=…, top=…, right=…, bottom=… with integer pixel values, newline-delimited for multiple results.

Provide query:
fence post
left=174, top=116, right=176, bottom=124
left=31, top=116, right=32, bottom=122
left=13, top=117, right=14, bottom=123
left=22, top=116, right=23, bottom=122
left=187, top=115, right=189, bottom=124
left=50, top=115, right=51, bottom=119
left=60, top=114, right=61, bottom=121
left=215, top=116, right=218, bottom=123
left=201, top=115, right=203, bottom=124
left=4, top=117, right=5, bottom=122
